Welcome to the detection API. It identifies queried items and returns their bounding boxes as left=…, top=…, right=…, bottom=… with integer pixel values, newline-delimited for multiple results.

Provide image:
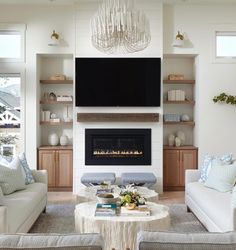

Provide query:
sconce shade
left=172, top=31, right=184, bottom=47
left=48, top=30, right=60, bottom=46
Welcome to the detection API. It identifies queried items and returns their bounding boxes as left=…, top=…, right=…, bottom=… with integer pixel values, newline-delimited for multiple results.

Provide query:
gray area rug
left=29, top=203, right=206, bottom=233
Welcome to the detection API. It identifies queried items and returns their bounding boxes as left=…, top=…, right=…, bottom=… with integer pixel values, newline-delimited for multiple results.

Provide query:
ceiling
left=0, top=0, right=236, bottom=4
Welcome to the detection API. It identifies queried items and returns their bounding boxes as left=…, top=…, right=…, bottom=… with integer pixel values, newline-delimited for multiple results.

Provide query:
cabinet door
left=179, top=150, right=198, bottom=186
left=164, top=150, right=180, bottom=187
left=38, top=150, right=56, bottom=187
left=56, top=150, right=73, bottom=188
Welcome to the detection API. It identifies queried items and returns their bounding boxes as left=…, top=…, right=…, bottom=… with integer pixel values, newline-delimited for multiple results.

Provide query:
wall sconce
left=48, top=30, right=60, bottom=46
left=172, top=31, right=184, bottom=47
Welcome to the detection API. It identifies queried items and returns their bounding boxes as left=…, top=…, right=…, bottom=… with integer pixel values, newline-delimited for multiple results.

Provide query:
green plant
left=213, top=93, right=236, bottom=105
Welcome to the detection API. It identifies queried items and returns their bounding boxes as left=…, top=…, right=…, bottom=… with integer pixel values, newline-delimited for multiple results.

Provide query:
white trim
left=0, top=23, right=26, bottom=63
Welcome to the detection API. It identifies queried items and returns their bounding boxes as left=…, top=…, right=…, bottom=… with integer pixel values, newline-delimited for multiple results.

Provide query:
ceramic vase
left=60, top=135, right=68, bottom=146
left=175, top=137, right=181, bottom=147
left=48, top=133, right=59, bottom=146
left=177, top=131, right=185, bottom=146
left=168, top=134, right=175, bottom=146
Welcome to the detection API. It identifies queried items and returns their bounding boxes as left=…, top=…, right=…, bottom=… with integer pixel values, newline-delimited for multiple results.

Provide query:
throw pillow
left=0, top=164, right=26, bottom=195
left=204, top=164, right=236, bottom=192
left=19, top=153, right=35, bottom=185
left=199, top=153, right=233, bottom=183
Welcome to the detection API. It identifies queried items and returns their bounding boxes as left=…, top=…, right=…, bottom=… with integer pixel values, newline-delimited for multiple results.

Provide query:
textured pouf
left=81, top=172, right=116, bottom=186
left=121, top=172, right=157, bottom=188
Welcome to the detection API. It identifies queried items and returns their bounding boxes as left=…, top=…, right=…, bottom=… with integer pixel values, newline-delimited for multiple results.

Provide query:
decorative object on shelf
left=164, top=114, right=181, bottom=122
left=175, top=137, right=181, bottom=147
left=168, top=134, right=175, bottom=146
left=181, top=114, right=190, bottom=122
left=49, top=92, right=56, bottom=101
left=57, top=95, right=73, bottom=102
left=120, top=185, right=146, bottom=208
left=60, top=135, right=68, bottom=146
left=213, top=92, right=236, bottom=105
left=41, top=110, right=51, bottom=122
left=49, top=74, right=66, bottom=81
left=177, top=131, right=185, bottom=146
left=64, top=105, right=72, bottom=122
left=168, top=74, right=184, bottom=80
left=172, top=31, right=184, bottom=47
left=168, top=90, right=185, bottom=101
left=48, top=30, right=60, bottom=46
left=50, top=113, right=57, bottom=119
left=48, top=133, right=59, bottom=146
left=91, top=0, right=151, bottom=54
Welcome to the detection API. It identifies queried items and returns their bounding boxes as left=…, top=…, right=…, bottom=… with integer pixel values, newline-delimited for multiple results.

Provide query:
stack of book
left=96, top=188, right=113, bottom=195
left=95, top=203, right=117, bottom=216
left=120, top=205, right=151, bottom=216
left=167, top=90, right=185, bottom=101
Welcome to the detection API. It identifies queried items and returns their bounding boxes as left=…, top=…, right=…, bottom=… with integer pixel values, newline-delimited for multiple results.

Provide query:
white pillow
left=204, top=164, right=236, bottom=192
left=199, top=153, right=233, bottom=183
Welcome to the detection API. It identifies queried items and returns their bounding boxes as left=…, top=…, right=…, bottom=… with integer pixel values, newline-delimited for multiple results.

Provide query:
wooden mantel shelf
left=77, top=113, right=159, bottom=122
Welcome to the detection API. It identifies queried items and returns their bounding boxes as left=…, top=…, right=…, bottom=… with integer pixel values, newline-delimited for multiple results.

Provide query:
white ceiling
left=0, top=0, right=236, bottom=4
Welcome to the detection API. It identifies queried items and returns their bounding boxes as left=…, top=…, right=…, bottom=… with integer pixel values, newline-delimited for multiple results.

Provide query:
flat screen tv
left=75, top=57, right=161, bottom=107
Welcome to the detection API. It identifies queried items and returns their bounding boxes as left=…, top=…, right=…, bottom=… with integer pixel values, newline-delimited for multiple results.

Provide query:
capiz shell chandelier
left=91, top=0, right=151, bottom=54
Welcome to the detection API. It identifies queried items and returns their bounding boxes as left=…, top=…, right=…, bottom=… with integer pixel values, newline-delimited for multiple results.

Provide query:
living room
left=0, top=0, right=236, bottom=249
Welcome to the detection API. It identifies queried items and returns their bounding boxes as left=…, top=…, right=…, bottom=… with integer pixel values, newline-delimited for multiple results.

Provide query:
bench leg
left=187, top=206, right=191, bottom=213
left=43, top=206, right=46, bottom=213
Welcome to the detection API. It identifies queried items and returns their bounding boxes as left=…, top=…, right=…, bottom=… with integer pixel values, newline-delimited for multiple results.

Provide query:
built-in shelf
left=38, top=145, right=73, bottom=150
left=40, top=121, right=73, bottom=125
left=40, top=80, right=73, bottom=84
left=163, top=80, right=195, bottom=84
left=77, top=113, right=159, bottom=122
left=40, top=100, right=73, bottom=104
left=163, top=100, right=195, bottom=105
left=163, top=121, right=195, bottom=126
left=163, top=145, right=198, bottom=150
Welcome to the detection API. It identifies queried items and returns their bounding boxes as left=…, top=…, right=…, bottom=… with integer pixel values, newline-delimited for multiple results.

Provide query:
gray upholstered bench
left=81, top=172, right=116, bottom=186
left=121, top=172, right=156, bottom=188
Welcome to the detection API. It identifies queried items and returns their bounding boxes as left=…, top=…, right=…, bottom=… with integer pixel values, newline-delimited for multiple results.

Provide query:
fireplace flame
left=93, top=150, right=143, bottom=156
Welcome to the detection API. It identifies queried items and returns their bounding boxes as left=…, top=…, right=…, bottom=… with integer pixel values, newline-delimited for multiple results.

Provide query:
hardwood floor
left=47, top=191, right=185, bottom=205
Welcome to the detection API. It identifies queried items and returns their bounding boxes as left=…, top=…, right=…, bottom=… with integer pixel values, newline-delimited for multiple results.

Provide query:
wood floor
left=47, top=191, right=185, bottom=205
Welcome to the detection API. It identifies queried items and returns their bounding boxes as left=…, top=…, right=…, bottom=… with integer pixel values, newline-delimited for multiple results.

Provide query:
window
left=216, top=32, right=236, bottom=58
left=0, top=74, right=21, bottom=161
left=0, top=24, right=25, bottom=62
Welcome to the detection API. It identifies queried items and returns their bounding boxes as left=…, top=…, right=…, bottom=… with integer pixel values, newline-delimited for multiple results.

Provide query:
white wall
left=163, top=3, right=236, bottom=162
left=74, top=0, right=163, bottom=193
left=0, top=4, right=75, bottom=168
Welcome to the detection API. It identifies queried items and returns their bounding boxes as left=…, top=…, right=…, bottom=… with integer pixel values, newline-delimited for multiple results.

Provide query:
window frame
left=0, top=23, right=26, bottom=63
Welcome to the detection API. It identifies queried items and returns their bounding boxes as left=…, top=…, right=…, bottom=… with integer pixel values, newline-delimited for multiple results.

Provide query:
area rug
left=29, top=203, right=206, bottom=233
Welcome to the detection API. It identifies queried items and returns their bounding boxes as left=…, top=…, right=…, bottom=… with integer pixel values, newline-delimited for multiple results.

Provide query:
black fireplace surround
left=85, top=129, right=151, bottom=165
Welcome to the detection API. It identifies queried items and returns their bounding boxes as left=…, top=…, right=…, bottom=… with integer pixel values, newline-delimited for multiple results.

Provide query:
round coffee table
left=76, top=185, right=159, bottom=203
left=74, top=201, right=170, bottom=250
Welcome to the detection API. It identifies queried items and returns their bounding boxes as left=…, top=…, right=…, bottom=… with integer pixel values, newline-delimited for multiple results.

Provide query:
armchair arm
left=32, top=170, right=48, bottom=185
left=0, top=206, right=7, bottom=233
left=185, top=169, right=201, bottom=186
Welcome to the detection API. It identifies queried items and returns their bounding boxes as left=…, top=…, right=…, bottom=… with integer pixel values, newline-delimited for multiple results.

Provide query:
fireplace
left=85, top=129, right=151, bottom=165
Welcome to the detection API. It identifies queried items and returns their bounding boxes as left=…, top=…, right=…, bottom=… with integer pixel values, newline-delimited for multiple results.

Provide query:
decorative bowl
left=96, top=193, right=119, bottom=204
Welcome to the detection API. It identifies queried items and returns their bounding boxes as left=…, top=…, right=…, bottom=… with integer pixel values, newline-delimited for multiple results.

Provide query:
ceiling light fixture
left=91, top=0, right=151, bottom=54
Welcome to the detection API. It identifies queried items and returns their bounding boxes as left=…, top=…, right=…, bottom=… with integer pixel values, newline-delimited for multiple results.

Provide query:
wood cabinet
left=163, top=146, right=198, bottom=191
left=38, top=146, right=73, bottom=191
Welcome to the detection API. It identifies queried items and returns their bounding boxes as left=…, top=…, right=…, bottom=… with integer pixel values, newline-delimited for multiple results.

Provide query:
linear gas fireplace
left=85, top=129, right=151, bottom=165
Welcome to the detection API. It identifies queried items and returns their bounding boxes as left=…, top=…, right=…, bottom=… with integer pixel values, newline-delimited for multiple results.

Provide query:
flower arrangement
left=119, top=185, right=146, bottom=208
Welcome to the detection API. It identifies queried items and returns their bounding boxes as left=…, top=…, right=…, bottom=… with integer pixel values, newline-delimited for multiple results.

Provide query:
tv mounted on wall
left=75, top=57, right=161, bottom=107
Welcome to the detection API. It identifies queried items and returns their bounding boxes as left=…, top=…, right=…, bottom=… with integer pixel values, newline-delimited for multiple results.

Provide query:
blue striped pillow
left=19, top=153, right=35, bottom=185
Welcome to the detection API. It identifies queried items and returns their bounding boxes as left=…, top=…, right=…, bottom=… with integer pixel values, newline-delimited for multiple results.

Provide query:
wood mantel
left=77, top=113, right=159, bottom=122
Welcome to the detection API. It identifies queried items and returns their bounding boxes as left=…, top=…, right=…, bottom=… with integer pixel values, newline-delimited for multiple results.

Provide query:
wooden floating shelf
left=163, top=121, right=195, bottom=126
left=40, top=80, right=73, bottom=84
left=40, top=121, right=73, bottom=125
left=164, top=145, right=198, bottom=150
left=38, top=145, right=73, bottom=150
left=163, top=80, right=195, bottom=84
left=40, top=100, right=73, bottom=104
left=77, top=113, right=159, bottom=122
left=163, top=100, right=195, bottom=105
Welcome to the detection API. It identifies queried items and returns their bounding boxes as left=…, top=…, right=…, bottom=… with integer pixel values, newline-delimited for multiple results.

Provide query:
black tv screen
left=75, top=58, right=161, bottom=107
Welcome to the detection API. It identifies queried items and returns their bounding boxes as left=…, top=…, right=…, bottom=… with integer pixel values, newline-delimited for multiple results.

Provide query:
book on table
left=96, top=188, right=113, bottom=195
left=95, top=203, right=117, bottom=216
left=120, top=205, right=151, bottom=216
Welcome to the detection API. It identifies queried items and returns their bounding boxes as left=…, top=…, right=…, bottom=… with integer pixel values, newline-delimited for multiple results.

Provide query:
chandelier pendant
left=91, top=0, right=151, bottom=54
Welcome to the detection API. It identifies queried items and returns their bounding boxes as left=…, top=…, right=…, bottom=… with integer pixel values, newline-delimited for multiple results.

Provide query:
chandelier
left=91, top=0, right=151, bottom=54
